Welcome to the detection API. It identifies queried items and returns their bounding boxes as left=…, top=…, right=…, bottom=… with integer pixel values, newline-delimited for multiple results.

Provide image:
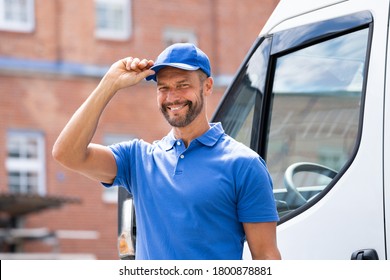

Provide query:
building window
left=95, top=0, right=131, bottom=41
left=163, top=27, right=197, bottom=47
left=0, top=0, right=35, bottom=32
left=102, top=134, right=135, bottom=203
left=6, top=130, right=45, bottom=195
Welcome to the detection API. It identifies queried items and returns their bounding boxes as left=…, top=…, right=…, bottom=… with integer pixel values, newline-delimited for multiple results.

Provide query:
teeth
left=170, top=105, right=185, bottom=111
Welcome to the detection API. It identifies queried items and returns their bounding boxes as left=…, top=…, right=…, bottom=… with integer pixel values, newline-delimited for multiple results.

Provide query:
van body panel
left=261, top=0, right=378, bottom=36
left=261, top=0, right=348, bottom=35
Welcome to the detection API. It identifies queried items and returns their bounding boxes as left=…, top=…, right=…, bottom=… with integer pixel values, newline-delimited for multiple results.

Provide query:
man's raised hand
left=102, top=57, right=155, bottom=93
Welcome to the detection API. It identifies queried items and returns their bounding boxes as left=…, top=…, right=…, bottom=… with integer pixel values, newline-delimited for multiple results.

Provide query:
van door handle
left=351, top=249, right=379, bottom=260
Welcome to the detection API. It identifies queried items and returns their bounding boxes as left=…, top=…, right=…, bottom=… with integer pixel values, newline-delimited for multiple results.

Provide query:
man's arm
left=243, top=222, right=281, bottom=260
left=52, top=57, right=154, bottom=184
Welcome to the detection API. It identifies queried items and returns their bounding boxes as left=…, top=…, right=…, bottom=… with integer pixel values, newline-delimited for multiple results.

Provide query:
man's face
left=156, top=67, right=207, bottom=128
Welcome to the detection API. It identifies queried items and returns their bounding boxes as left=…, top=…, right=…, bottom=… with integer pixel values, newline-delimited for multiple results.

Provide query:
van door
left=213, top=6, right=387, bottom=259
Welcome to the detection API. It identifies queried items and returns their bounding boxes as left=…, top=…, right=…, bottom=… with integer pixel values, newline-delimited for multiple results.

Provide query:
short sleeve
left=236, top=157, right=279, bottom=223
left=101, top=141, right=133, bottom=194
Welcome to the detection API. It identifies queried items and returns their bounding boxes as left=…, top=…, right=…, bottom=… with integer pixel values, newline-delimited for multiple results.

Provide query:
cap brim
left=145, top=63, right=200, bottom=82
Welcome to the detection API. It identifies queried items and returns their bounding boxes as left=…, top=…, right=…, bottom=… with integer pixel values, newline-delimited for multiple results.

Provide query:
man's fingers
left=119, top=57, right=155, bottom=85
left=128, top=57, right=154, bottom=71
left=130, top=57, right=141, bottom=71
left=139, top=59, right=154, bottom=69
left=123, top=57, right=133, bottom=70
left=146, top=59, right=154, bottom=69
left=137, top=69, right=156, bottom=80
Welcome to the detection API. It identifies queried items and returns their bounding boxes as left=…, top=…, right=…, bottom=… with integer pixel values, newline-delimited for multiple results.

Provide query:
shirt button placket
left=174, top=140, right=185, bottom=175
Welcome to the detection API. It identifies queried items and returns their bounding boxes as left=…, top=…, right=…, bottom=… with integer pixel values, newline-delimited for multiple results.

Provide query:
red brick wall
left=0, top=0, right=279, bottom=259
left=0, top=0, right=279, bottom=72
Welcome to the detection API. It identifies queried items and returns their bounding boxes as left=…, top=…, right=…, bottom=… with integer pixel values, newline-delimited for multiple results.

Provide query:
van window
left=212, top=38, right=271, bottom=148
left=268, top=28, right=369, bottom=216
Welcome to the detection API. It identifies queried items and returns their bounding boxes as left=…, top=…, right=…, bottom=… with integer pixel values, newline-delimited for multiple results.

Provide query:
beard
left=160, top=89, right=204, bottom=128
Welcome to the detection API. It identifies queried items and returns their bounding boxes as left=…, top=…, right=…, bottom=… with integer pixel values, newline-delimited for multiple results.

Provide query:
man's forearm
left=52, top=57, right=155, bottom=171
left=52, top=80, right=116, bottom=169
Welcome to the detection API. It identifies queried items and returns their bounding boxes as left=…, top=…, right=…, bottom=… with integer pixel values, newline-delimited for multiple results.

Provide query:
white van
left=118, top=0, right=390, bottom=259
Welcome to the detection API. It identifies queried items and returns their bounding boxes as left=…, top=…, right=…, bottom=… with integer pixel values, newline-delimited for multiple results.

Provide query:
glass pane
left=112, top=6, right=124, bottom=30
left=4, top=0, right=28, bottom=22
left=7, top=139, right=20, bottom=158
left=96, top=4, right=108, bottom=29
left=26, top=138, right=38, bottom=158
left=96, top=2, right=124, bottom=31
left=215, top=39, right=271, bottom=148
left=6, top=131, right=45, bottom=194
left=8, top=171, right=21, bottom=193
left=27, top=171, right=38, bottom=193
left=7, top=134, right=38, bottom=159
left=267, top=28, right=368, bottom=216
left=8, top=171, right=38, bottom=193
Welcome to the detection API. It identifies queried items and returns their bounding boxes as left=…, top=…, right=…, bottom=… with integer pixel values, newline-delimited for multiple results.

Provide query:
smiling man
left=52, top=43, right=281, bottom=260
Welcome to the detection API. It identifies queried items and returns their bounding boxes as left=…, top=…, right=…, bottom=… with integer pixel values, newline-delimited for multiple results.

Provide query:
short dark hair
left=197, top=70, right=208, bottom=84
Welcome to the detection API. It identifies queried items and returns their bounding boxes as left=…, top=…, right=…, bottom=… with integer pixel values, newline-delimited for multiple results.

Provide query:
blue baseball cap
left=146, top=43, right=211, bottom=82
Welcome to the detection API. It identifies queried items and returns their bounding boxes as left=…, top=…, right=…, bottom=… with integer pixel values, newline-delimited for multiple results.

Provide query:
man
left=52, top=43, right=281, bottom=260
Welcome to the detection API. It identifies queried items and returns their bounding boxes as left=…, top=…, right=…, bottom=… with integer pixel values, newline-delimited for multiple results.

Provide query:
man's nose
left=166, top=88, right=180, bottom=102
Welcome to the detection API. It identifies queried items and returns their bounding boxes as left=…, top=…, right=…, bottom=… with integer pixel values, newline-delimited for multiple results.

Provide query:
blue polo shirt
left=106, top=122, right=278, bottom=260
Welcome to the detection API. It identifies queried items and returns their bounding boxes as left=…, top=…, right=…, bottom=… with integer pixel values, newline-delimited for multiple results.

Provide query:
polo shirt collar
left=160, top=122, right=225, bottom=151
left=196, top=122, right=224, bottom=147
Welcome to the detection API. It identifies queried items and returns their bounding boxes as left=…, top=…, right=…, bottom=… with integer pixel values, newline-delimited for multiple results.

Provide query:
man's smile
left=164, top=101, right=190, bottom=113
left=167, top=104, right=187, bottom=111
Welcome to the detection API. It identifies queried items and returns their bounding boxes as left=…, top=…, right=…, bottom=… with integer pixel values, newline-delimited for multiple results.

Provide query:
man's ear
left=204, top=77, right=213, bottom=96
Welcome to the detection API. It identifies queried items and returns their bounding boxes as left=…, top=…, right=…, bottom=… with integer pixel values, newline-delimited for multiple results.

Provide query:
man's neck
left=172, top=118, right=210, bottom=147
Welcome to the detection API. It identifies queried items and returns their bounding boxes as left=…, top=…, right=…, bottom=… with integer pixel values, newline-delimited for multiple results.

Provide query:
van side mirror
left=118, top=187, right=136, bottom=259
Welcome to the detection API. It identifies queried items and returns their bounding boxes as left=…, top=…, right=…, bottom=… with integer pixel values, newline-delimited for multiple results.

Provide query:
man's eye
left=178, top=84, right=189, bottom=89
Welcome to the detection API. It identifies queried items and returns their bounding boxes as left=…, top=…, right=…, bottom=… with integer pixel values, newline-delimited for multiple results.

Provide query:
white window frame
left=0, top=0, right=35, bottom=32
left=6, top=130, right=46, bottom=195
left=94, top=0, right=132, bottom=41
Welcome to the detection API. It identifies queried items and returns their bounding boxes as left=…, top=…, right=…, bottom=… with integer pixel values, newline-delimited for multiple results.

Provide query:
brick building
left=0, top=0, right=278, bottom=259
